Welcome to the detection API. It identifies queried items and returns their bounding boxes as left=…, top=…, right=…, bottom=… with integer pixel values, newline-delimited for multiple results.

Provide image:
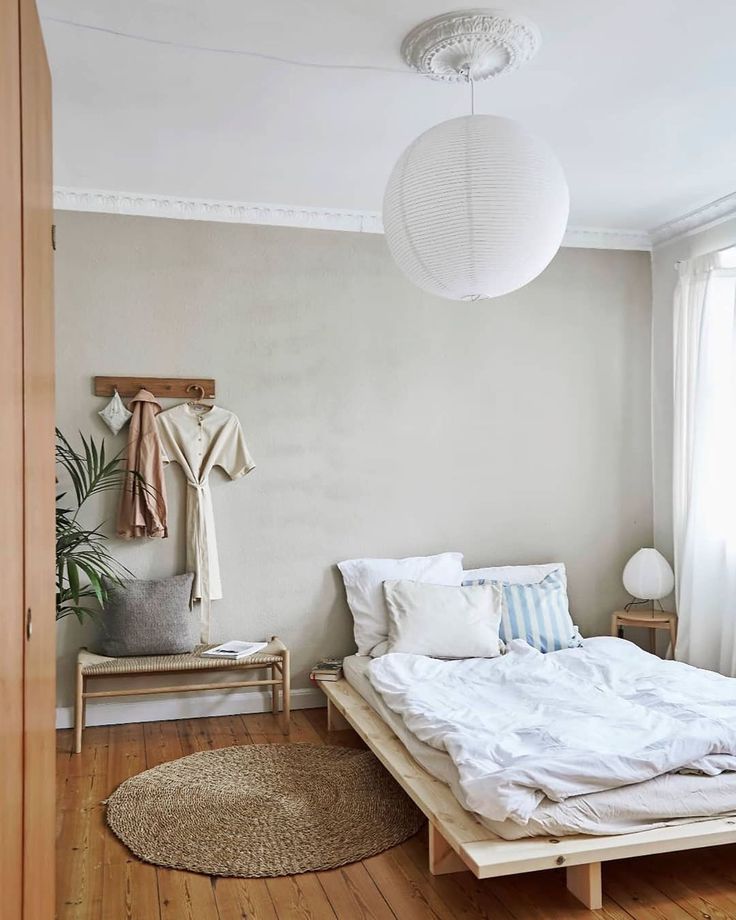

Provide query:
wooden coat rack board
left=93, top=377, right=216, bottom=399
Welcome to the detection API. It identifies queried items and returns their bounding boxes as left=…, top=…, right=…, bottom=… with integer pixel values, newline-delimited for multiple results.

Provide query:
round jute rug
left=105, top=743, right=424, bottom=877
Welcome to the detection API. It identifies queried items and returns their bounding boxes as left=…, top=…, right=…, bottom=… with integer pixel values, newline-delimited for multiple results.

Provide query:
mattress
left=344, top=653, right=736, bottom=839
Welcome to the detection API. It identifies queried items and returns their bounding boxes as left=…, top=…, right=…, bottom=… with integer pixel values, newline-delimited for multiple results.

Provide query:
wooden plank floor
left=57, top=709, right=736, bottom=920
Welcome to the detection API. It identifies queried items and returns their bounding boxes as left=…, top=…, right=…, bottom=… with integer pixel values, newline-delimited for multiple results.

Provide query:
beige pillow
left=382, top=579, right=504, bottom=658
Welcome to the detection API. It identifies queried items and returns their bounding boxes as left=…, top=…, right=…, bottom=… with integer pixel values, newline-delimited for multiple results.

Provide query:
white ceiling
left=40, top=0, right=736, bottom=232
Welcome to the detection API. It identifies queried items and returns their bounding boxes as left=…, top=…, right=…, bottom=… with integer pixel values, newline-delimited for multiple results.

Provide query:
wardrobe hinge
left=26, top=608, right=32, bottom=641
left=51, top=224, right=56, bottom=251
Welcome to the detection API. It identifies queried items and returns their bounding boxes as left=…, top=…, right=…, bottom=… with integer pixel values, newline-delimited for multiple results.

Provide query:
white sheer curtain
left=673, top=247, right=736, bottom=674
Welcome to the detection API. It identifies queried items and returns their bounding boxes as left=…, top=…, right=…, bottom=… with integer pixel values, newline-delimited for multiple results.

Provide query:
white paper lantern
left=622, top=548, right=675, bottom=601
left=383, top=114, right=569, bottom=301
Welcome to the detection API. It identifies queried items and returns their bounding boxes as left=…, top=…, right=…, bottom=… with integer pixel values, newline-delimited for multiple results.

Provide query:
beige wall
left=651, top=217, right=736, bottom=564
left=54, top=211, right=653, bottom=721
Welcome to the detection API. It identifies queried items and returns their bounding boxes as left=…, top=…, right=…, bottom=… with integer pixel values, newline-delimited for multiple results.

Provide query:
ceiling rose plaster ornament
left=400, top=9, right=541, bottom=82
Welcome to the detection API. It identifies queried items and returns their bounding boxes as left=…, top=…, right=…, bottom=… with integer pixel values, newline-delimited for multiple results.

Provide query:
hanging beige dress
left=117, top=388, right=168, bottom=539
left=156, top=403, right=255, bottom=639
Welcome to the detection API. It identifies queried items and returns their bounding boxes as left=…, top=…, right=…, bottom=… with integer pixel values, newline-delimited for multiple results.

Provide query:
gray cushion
left=94, top=573, right=197, bottom=657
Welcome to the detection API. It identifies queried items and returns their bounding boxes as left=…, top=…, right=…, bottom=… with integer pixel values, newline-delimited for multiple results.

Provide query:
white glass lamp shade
left=622, top=548, right=674, bottom=600
left=383, top=114, right=569, bottom=301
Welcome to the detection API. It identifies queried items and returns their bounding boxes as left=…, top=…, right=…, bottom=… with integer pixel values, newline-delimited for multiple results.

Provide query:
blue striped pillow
left=462, top=568, right=581, bottom=653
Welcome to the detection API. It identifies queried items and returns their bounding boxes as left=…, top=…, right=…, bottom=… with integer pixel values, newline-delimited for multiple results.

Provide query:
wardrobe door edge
left=20, top=0, right=56, bottom=917
left=0, top=0, right=26, bottom=916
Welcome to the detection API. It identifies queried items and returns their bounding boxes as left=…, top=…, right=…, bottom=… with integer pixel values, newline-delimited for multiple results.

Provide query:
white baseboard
left=55, top=686, right=325, bottom=729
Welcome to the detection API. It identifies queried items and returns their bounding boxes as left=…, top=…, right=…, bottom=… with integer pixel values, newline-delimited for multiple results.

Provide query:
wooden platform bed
left=321, top=677, right=736, bottom=910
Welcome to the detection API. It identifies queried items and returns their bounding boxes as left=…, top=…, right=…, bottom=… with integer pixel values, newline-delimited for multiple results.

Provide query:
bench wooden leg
left=74, top=666, right=85, bottom=754
left=281, top=648, right=290, bottom=734
left=428, top=823, right=467, bottom=876
left=326, top=697, right=350, bottom=732
left=271, top=664, right=280, bottom=716
left=566, top=863, right=602, bottom=909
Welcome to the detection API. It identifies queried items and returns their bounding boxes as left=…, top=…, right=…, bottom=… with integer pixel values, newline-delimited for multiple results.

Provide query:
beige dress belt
left=186, top=479, right=216, bottom=642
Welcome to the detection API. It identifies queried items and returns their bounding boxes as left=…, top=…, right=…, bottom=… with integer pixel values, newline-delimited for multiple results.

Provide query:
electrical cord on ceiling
left=42, top=15, right=425, bottom=76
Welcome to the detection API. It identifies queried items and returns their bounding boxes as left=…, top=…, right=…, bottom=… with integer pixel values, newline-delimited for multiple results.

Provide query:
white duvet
left=367, top=637, right=736, bottom=827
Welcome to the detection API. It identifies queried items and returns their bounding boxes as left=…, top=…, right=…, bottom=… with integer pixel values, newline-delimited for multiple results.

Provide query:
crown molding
left=561, top=226, right=651, bottom=252
left=53, top=186, right=385, bottom=234
left=650, top=190, right=736, bottom=248
left=53, top=186, right=652, bottom=251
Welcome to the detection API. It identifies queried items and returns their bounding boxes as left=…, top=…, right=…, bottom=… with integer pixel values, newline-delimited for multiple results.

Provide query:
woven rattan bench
left=74, top=636, right=290, bottom=753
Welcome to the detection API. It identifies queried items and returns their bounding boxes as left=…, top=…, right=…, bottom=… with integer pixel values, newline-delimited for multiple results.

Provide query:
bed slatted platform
left=322, top=677, right=736, bottom=910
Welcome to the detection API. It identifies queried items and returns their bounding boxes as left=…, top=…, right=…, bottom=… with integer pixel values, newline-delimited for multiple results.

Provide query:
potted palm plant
left=55, top=429, right=133, bottom=622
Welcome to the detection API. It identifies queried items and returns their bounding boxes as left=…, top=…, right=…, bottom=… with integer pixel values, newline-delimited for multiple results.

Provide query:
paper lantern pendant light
left=384, top=10, right=569, bottom=301
left=384, top=114, right=569, bottom=300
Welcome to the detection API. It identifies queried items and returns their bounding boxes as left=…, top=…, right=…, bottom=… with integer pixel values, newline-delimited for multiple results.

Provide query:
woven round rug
left=105, top=743, right=424, bottom=877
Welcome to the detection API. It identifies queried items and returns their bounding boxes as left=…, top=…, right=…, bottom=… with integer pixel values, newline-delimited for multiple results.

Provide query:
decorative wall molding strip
left=53, top=185, right=652, bottom=251
left=55, top=685, right=324, bottom=729
left=53, top=186, right=385, bottom=234
left=650, top=190, right=736, bottom=248
left=562, top=226, right=651, bottom=252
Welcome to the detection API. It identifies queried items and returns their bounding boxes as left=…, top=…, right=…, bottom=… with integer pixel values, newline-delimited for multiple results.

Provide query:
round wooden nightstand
left=611, top=609, right=677, bottom=656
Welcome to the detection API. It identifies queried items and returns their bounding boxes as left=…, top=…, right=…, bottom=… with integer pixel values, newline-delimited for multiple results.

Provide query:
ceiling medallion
left=400, top=8, right=541, bottom=82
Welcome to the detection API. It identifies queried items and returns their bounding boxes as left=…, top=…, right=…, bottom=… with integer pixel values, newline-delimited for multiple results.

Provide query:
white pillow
left=337, top=552, right=464, bottom=656
left=383, top=580, right=503, bottom=658
left=463, top=562, right=563, bottom=585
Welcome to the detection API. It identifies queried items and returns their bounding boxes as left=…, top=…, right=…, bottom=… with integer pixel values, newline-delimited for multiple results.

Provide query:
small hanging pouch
left=98, top=389, right=132, bottom=435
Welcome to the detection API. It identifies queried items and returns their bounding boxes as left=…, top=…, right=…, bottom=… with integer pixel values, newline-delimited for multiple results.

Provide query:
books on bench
left=201, top=640, right=268, bottom=660
left=310, top=658, right=343, bottom=681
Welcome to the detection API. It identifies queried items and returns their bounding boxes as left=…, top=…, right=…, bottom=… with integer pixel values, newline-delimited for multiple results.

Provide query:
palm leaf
left=55, top=429, right=142, bottom=621
left=75, top=563, right=105, bottom=606
left=57, top=603, right=102, bottom=624
left=55, top=430, right=87, bottom=505
left=66, top=559, right=80, bottom=604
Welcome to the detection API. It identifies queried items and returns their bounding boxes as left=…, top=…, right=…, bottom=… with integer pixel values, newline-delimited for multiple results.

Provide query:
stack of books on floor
left=310, top=658, right=343, bottom=681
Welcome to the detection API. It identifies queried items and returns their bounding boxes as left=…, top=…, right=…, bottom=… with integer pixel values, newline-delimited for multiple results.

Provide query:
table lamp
left=622, top=548, right=674, bottom=611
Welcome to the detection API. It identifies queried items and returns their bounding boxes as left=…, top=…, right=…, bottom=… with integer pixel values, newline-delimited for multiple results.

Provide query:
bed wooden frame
left=322, top=677, right=736, bottom=910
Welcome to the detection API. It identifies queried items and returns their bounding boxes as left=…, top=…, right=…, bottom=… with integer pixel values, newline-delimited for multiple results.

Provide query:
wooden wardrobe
left=1, top=0, right=56, bottom=917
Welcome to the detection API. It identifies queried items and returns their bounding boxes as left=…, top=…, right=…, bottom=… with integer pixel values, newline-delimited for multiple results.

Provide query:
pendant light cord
left=460, top=64, right=475, bottom=115
left=42, top=15, right=421, bottom=76
left=45, top=14, right=486, bottom=118
left=45, top=14, right=485, bottom=108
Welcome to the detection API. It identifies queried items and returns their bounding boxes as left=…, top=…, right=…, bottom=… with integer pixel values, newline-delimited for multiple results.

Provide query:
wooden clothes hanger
left=186, top=384, right=213, bottom=411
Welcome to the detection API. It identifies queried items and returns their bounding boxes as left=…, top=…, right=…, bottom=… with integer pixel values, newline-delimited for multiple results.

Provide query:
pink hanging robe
left=116, top=388, right=168, bottom=539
